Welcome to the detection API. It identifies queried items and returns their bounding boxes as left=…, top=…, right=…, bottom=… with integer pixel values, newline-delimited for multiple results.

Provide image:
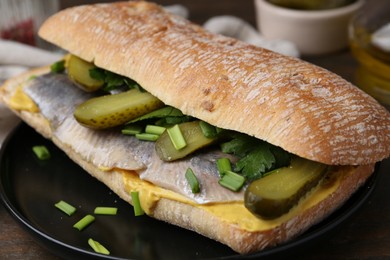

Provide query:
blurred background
left=60, top=0, right=258, bottom=25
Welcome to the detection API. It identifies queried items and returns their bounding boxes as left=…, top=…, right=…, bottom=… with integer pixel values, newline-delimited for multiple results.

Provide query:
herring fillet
left=24, top=74, right=148, bottom=171
left=24, top=73, right=243, bottom=203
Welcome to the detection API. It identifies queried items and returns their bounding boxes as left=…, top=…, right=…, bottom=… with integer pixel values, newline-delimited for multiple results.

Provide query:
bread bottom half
left=0, top=68, right=375, bottom=254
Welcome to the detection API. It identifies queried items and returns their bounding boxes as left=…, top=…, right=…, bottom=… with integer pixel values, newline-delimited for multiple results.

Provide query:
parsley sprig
left=221, top=134, right=291, bottom=182
left=89, top=67, right=143, bottom=92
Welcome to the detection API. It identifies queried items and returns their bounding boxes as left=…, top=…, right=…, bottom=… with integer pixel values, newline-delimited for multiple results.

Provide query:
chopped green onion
left=167, top=124, right=187, bottom=150
left=131, top=191, right=144, bottom=216
left=145, top=125, right=166, bottom=135
left=121, top=125, right=143, bottom=135
left=216, top=158, right=232, bottom=177
left=73, top=214, right=95, bottom=231
left=135, top=133, right=159, bottom=141
left=32, top=145, right=51, bottom=160
left=219, top=171, right=246, bottom=192
left=94, top=207, right=118, bottom=215
left=199, top=121, right=217, bottom=138
left=88, top=238, right=110, bottom=255
left=185, top=168, right=200, bottom=193
left=28, top=75, right=37, bottom=81
left=54, top=200, right=76, bottom=216
left=50, top=60, right=65, bottom=73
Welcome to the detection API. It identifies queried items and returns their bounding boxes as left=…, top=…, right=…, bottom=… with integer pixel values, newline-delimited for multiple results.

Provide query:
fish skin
left=24, top=73, right=243, bottom=203
left=140, top=147, right=244, bottom=203
left=25, top=74, right=149, bottom=171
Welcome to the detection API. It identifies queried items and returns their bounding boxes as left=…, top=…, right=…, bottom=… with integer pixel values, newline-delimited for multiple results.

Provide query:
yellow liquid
left=350, top=31, right=390, bottom=107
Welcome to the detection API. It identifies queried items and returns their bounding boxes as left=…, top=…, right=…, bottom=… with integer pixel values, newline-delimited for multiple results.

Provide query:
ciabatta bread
left=1, top=0, right=389, bottom=255
left=38, top=1, right=390, bottom=165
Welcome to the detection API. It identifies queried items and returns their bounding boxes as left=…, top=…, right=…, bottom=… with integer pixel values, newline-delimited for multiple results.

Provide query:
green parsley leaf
left=127, top=106, right=184, bottom=124
left=89, top=67, right=142, bottom=92
left=89, top=67, right=106, bottom=81
left=270, top=145, right=292, bottom=169
left=220, top=134, right=255, bottom=157
left=124, top=78, right=143, bottom=91
left=104, top=71, right=126, bottom=91
left=221, top=134, right=291, bottom=181
left=235, top=145, right=275, bottom=181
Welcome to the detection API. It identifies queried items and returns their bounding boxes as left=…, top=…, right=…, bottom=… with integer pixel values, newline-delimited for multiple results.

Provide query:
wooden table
left=1, top=0, right=389, bottom=259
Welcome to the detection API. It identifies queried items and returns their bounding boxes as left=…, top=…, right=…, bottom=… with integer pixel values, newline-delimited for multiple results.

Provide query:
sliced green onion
left=199, top=121, right=217, bottom=138
left=216, top=158, right=232, bottom=177
left=145, top=125, right=166, bottom=135
left=73, top=214, right=95, bottom=231
left=28, top=75, right=37, bottom=81
left=88, top=238, right=110, bottom=255
left=219, top=171, right=246, bottom=192
left=54, top=200, right=76, bottom=216
left=32, top=145, right=51, bottom=160
left=94, top=207, right=118, bottom=215
left=50, top=60, right=65, bottom=73
left=131, top=191, right=144, bottom=216
left=135, top=133, right=159, bottom=141
left=185, top=168, right=200, bottom=194
left=121, top=125, right=143, bottom=135
left=167, top=124, right=187, bottom=150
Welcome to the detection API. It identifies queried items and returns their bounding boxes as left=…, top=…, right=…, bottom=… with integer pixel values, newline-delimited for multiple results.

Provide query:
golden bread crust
left=38, top=1, right=390, bottom=165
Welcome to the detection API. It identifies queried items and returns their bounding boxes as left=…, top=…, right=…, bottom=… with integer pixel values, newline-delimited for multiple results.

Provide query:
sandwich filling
left=6, top=72, right=352, bottom=232
left=3, top=58, right=365, bottom=230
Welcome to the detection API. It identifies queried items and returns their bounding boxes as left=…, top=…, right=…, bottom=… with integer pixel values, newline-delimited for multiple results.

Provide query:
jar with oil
left=349, top=1, right=390, bottom=108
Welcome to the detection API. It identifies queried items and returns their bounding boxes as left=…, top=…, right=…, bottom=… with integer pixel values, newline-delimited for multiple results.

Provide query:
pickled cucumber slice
left=67, top=55, right=104, bottom=92
left=244, top=157, right=328, bottom=219
left=74, top=89, right=164, bottom=129
left=155, top=121, right=217, bottom=161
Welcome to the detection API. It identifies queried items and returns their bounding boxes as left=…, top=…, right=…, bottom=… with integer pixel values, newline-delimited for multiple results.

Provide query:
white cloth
left=0, top=39, right=63, bottom=82
left=0, top=41, right=62, bottom=147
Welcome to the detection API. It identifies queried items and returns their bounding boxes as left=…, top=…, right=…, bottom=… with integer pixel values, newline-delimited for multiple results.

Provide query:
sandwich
left=1, top=1, right=390, bottom=255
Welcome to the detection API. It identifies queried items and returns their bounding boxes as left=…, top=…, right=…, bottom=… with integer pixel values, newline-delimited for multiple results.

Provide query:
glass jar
left=0, top=0, right=59, bottom=49
left=349, top=0, right=390, bottom=108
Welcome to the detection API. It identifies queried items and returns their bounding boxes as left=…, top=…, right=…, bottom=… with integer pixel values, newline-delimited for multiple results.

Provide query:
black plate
left=0, top=123, right=378, bottom=260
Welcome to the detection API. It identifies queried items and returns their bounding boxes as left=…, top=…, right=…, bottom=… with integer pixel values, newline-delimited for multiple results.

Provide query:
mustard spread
left=8, top=85, right=39, bottom=112
left=121, top=169, right=341, bottom=232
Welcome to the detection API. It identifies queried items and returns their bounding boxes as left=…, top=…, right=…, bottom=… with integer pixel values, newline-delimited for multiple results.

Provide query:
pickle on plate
left=244, top=157, right=328, bottom=219
left=155, top=121, right=217, bottom=161
left=67, top=55, right=104, bottom=92
left=74, top=89, right=164, bottom=129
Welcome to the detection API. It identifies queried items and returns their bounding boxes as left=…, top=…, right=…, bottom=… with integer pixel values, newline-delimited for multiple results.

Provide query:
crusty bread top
left=38, top=1, right=390, bottom=165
